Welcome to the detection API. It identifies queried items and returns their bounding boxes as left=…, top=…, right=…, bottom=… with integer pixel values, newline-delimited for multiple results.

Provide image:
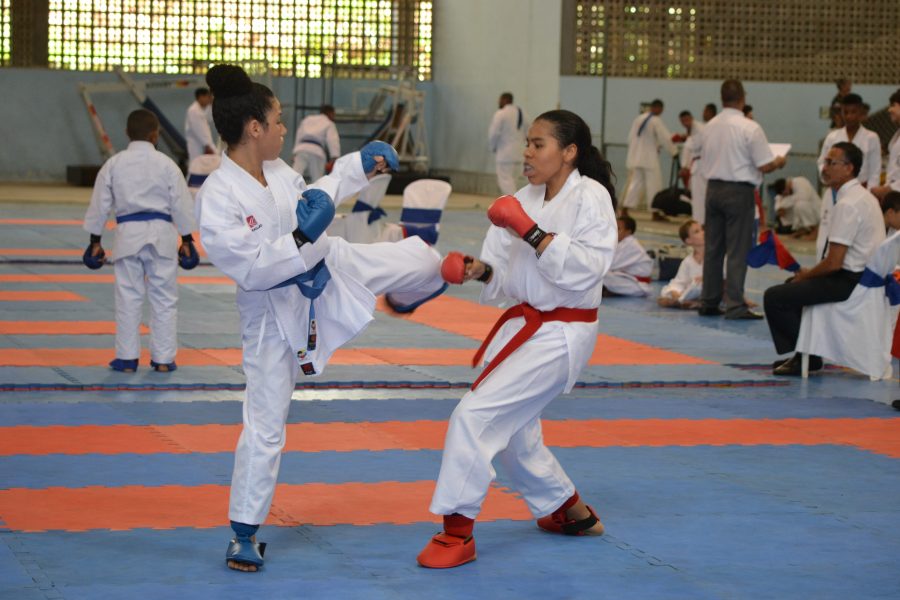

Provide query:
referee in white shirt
left=694, top=79, right=786, bottom=319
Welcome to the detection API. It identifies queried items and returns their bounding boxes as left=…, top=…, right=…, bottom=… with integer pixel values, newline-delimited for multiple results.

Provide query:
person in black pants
left=764, top=142, right=885, bottom=376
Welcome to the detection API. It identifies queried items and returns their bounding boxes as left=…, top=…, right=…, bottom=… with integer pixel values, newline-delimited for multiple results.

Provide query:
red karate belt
left=470, top=302, right=598, bottom=390
left=635, top=276, right=651, bottom=283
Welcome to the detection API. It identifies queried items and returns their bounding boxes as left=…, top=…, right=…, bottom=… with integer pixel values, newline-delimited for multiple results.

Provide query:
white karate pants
left=229, top=237, right=445, bottom=525
left=690, top=172, right=708, bottom=225
left=622, top=165, right=663, bottom=211
left=429, top=321, right=576, bottom=520
left=113, top=245, right=178, bottom=364
left=496, top=161, right=522, bottom=196
left=292, top=151, right=326, bottom=182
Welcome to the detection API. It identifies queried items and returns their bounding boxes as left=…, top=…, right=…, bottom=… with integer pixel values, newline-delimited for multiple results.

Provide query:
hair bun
left=206, top=64, right=253, bottom=98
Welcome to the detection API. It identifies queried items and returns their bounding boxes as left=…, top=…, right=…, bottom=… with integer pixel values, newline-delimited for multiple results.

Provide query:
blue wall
left=0, top=67, right=433, bottom=182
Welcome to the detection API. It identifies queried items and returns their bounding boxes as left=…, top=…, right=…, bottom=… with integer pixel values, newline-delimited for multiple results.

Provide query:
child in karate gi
left=603, top=216, right=653, bottom=296
left=658, top=220, right=705, bottom=309
left=418, top=109, right=616, bottom=568
left=82, top=109, right=196, bottom=372
left=195, top=65, right=446, bottom=572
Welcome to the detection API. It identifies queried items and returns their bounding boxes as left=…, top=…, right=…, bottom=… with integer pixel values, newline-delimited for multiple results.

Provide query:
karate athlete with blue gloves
left=418, top=110, right=616, bottom=569
left=82, top=108, right=197, bottom=373
left=195, top=65, right=446, bottom=572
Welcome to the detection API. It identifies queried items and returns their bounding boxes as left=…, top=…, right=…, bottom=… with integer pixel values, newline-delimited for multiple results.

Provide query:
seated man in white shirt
left=659, top=220, right=704, bottom=309
left=603, top=216, right=653, bottom=297
left=764, top=142, right=886, bottom=376
left=770, top=176, right=821, bottom=238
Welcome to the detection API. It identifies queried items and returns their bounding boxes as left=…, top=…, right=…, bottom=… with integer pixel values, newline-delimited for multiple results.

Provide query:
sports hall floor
left=1, top=194, right=898, bottom=600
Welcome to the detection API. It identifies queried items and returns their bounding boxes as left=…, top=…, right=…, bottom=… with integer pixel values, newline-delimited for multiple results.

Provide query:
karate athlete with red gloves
left=417, top=110, right=619, bottom=569
left=196, top=65, right=446, bottom=572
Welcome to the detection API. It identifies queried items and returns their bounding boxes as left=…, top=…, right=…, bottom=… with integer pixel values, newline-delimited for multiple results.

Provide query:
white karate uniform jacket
left=625, top=113, right=676, bottom=170
left=817, top=126, right=882, bottom=189
left=775, top=176, right=821, bottom=230
left=488, top=104, right=528, bottom=164
left=292, top=113, right=340, bottom=161
left=84, top=140, right=195, bottom=259
left=604, top=234, right=653, bottom=296
left=184, top=101, right=216, bottom=164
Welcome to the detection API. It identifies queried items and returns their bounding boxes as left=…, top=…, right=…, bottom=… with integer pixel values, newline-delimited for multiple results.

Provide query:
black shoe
left=892, top=400, right=900, bottom=411
left=773, top=354, right=822, bottom=376
left=772, top=357, right=791, bottom=369
left=726, top=310, right=764, bottom=320
left=698, top=307, right=724, bottom=316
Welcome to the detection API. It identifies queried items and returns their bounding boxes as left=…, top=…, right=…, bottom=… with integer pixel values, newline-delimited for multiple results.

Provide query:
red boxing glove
left=487, top=195, right=548, bottom=249
left=441, top=251, right=470, bottom=284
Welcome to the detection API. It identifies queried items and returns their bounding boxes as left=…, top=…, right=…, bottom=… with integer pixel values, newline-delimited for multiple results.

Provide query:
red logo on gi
left=246, top=215, right=261, bottom=231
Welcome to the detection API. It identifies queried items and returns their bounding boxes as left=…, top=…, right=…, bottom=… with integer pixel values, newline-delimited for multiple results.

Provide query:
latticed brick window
left=565, top=0, right=899, bottom=83
left=0, top=0, right=10, bottom=66
left=44, top=0, right=432, bottom=80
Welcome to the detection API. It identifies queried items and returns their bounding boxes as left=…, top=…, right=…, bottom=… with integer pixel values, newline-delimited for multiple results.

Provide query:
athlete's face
left=258, top=98, right=287, bottom=161
left=888, top=102, right=900, bottom=126
left=523, top=119, right=575, bottom=187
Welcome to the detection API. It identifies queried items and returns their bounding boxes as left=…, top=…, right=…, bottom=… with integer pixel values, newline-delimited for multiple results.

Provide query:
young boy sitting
left=658, top=219, right=704, bottom=309
left=603, top=216, right=653, bottom=297
left=883, top=191, right=900, bottom=234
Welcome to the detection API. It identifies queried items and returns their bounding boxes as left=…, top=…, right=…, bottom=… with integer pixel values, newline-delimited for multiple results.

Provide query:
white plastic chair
left=796, top=231, right=900, bottom=379
left=389, top=178, right=452, bottom=245
left=328, top=173, right=392, bottom=243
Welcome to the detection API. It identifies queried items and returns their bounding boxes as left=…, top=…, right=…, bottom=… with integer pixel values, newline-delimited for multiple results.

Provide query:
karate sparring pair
left=418, top=110, right=616, bottom=568
left=82, top=109, right=199, bottom=373
left=195, top=65, right=446, bottom=571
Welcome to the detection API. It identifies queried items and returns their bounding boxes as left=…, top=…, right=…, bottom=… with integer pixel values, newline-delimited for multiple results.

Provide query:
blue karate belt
left=858, top=267, right=900, bottom=306
left=352, top=200, right=387, bottom=224
left=299, top=137, right=330, bottom=160
left=187, top=173, right=209, bottom=187
left=271, top=260, right=332, bottom=356
left=116, top=211, right=173, bottom=224
left=400, top=207, right=442, bottom=225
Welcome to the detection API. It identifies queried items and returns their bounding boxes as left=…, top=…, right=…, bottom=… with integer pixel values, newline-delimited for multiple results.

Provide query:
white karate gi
left=660, top=252, right=703, bottom=303
left=83, top=140, right=195, bottom=364
left=817, top=126, right=882, bottom=189
left=429, top=169, right=617, bottom=520
left=681, top=122, right=708, bottom=223
left=775, top=176, right=820, bottom=231
left=292, top=114, right=340, bottom=182
left=603, top=234, right=653, bottom=296
left=489, top=104, right=528, bottom=195
left=184, top=100, right=217, bottom=165
left=197, top=151, right=445, bottom=525
left=886, top=130, right=900, bottom=193
left=622, top=112, right=676, bottom=210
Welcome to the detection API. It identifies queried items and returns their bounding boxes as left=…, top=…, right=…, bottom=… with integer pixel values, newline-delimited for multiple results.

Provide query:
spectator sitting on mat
left=658, top=220, right=705, bottom=309
left=603, top=216, right=653, bottom=297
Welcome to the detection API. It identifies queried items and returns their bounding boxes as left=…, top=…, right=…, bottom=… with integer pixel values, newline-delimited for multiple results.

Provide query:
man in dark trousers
left=693, top=79, right=786, bottom=319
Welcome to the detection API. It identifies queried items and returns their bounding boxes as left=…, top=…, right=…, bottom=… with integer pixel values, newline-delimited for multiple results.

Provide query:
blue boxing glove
left=360, top=140, right=399, bottom=173
left=178, top=235, right=200, bottom=270
left=293, top=188, right=335, bottom=245
left=82, top=236, right=106, bottom=270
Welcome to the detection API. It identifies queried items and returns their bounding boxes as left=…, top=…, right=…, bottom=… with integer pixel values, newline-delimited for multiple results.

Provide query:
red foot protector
left=417, top=513, right=476, bottom=568
left=440, top=251, right=469, bottom=284
left=417, top=532, right=476, bottom=568
left=537, top=504, right=604, bottom=536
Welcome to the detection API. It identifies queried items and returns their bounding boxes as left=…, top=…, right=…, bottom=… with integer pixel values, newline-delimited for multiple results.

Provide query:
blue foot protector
left=150, top=360, right=177, bottom=372
left=109, top=358, right=139, bottom=372
left=226, top=521, right=266, bottom=571
left=385, top=282, right=448, bottom=314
